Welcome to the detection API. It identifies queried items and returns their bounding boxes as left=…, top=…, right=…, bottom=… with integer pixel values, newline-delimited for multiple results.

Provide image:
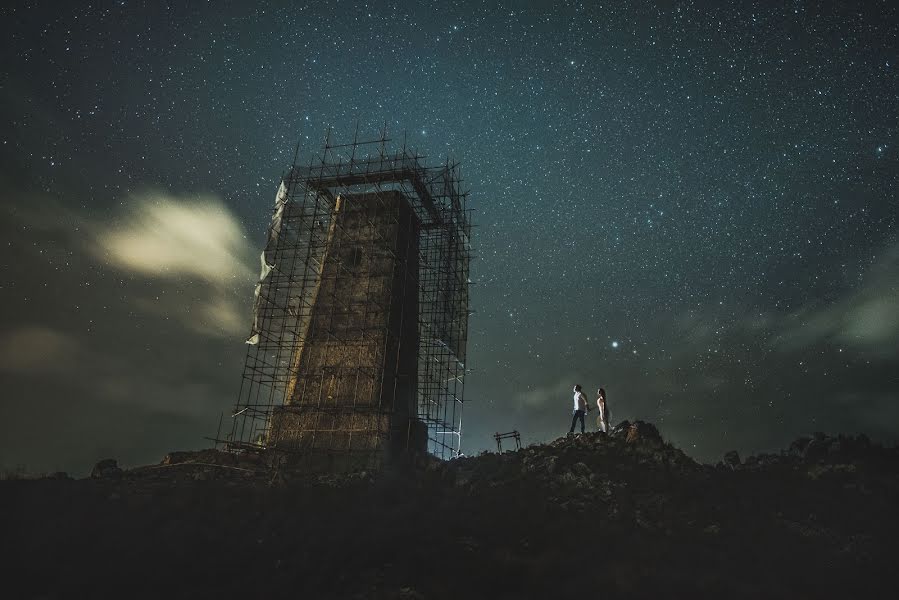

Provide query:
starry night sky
left=2, top=1, right=897, bottom=474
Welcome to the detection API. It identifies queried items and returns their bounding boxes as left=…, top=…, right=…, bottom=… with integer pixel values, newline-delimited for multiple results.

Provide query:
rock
left=807, top=463, right=858, bottom=480
left=454, top=471, right=472, bottom=488
left=161, top=452, right=191, bottom=465
left=853, top=433, right=871, bottom=452
left=625, top=421, right=663, bottom=447
left=91, top=459, right=122, bottom=479
left=558, top=471, right=578, bottom=486
left=544, top=455, right=558, bottom=474
left=753, top=453, right=780, bottom=468
left=788, top=436, right=811, bottom=458
left=802, top=438, right=828, bottom=462
left=611, top=420, right=632, bottom=438
left=828, top=438, right=843, bottom=456
left=831, top=433, right=873, bottom=458
left=571, top=462, right=591, bottom=477
left=635, top=510, right=655, bottom=530
left=598, top=480, right=614, bottom=500
left=723, top=450, right=741, bottom=469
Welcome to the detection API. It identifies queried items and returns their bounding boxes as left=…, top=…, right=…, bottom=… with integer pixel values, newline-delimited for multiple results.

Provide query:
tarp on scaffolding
left=246, top=180, right=288, bottom=345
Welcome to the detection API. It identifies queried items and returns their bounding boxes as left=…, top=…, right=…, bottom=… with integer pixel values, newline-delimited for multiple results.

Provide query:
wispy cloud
left=0, top=326, right=80, bottom=374
left=92, top=192, right=255, bottom=284
left=2, top=187, right=261, bottom=472
left=515, top=376, right=579, bottom=409
left=11, top=189, right=258, bottom=339
left=87, top=191, right=257, bottom=338
left=772, top=242, right=899, bottom=355
left=664, top=240, right=899, bottom=358
left=0, top=322, right=236, bottom=473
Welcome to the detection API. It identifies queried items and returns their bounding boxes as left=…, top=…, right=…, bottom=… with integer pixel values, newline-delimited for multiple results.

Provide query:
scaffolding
left=494, top=431, right=521, bottom=453
left=216, top=130, right=472, bottom=464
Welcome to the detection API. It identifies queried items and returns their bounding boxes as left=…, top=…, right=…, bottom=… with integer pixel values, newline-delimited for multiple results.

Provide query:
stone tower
left=225, top=142, right=471, bottom=470
left=266, top=191, right=427, bottom=468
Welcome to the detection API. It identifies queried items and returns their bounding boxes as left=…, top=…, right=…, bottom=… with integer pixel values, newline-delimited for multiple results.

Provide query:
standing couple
left=568, top=384, right=610, bottom=435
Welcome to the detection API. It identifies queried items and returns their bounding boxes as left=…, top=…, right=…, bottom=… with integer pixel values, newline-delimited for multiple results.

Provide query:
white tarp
left=246, top=180, right=288, bottom=345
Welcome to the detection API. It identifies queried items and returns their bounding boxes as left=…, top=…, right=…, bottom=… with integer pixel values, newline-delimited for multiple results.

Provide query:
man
left=568, top=384, right=589, bottom=435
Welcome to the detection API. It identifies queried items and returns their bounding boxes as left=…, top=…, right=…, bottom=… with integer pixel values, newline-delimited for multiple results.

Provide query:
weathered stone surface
left=624, top=421, right=663, bottom=447
left=610, top=420, right=632, bottom=438
left=90, top=458, right=122, bottom=479
left=723, top=450, right=741, bottom=469
left=161, top=451, right=192, bottom=465
left=803, top=437, right=828, bottom=462
left=270, top=191, right=425, bottom=468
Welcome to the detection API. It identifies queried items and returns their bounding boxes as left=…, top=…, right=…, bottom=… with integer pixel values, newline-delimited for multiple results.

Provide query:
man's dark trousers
left=569, top=410, right=586, bottom=434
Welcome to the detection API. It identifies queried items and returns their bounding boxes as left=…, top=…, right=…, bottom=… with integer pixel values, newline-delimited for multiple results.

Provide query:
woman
left=596, top=387, right=610, bottom=433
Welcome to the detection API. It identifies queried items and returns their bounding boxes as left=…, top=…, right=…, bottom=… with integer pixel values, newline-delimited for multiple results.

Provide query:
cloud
left=92, top=192, right=255, bottom=284
left=0, top=186, right=260, bottom=473
left=8, top=188, right=259, bottom=339
left=773, top=242, right=899, bottom=355
left=515, top=376, right=578, bottom=409
left=130, top=288, right=249, bottom=339
left=0, top=326, right=80, bottom=374
left=665, top=240, right=899, bottom=359
left=87, top=191, right=258, bottom=338
left=197, top=294, right=247, bottom=336
left=0, top=319, right=242, bottom=473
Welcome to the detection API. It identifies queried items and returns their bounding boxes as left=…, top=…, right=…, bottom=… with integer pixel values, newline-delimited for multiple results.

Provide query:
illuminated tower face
left=267, top=191, right=425, bottom=459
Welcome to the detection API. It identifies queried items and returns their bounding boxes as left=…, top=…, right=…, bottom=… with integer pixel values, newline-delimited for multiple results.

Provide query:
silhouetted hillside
left=3, top=422, right=897, bottom=599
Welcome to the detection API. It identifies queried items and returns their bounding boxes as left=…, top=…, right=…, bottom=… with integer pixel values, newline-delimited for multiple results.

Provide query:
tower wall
left=267, top=190, right=426, bottom=464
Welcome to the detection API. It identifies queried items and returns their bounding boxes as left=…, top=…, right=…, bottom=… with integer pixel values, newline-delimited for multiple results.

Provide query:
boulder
left=571, top=462, right=591, bottom=477
left=802, top=438, right=829, bottom=462
left=723, top=450, right=741, bottom=470
left=625, top=421, right=663, bottom=447
left=788, top=436, right=811, bottom=458
left=611, top=420, right=632, bottom=438
left=161, top=452, right=192, bottom=465
left=90, top=458, right=122, bottom=479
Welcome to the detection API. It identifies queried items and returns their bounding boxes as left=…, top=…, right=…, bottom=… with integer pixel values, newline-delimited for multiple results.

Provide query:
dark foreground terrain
left=3, top=421, right=897, bottom=599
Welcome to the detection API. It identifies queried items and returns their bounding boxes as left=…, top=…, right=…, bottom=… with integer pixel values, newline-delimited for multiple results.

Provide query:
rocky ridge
left=3, top=422, right=897, bottom=599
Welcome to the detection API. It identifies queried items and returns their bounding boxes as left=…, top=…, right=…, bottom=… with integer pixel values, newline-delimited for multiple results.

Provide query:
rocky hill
left=2, top=421, right=897, bottom=599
